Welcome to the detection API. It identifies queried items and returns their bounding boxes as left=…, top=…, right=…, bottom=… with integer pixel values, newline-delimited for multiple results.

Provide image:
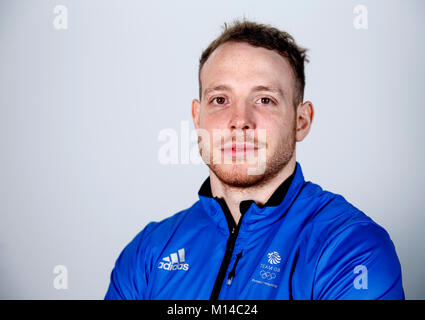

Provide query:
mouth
left=220, top=143, right=259, bottom=158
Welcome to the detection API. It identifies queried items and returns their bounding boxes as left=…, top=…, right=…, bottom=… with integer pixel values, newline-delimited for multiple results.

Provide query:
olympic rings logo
left=260, top=270, right=276, bottom=280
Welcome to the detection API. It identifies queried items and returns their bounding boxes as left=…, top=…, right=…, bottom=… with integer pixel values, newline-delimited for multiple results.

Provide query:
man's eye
left=211, top=97, right=227, bottom=105
left=256, top=97, right=274, bottom=105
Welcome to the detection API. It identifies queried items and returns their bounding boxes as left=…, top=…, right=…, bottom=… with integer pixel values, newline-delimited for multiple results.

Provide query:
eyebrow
left=203, top=84, right=286, bottom=100
left=251, top=85, right=286, bottom=99
left=203, top=85, right=232, bottom=97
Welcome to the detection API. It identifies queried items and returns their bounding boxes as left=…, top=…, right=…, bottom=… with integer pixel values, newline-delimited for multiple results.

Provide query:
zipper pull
left=227, top=252, right=243, bottom=286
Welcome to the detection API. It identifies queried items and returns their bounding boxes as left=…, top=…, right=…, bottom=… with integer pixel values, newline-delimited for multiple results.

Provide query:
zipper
left=210, top=198, right=245, bottom=300
left=227, top=251, right=243, bottom=285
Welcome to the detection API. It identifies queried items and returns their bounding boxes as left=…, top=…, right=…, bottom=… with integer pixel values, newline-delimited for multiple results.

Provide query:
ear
left=192, top=98, right=201, bottom=129
left=295, top=100, right=314, bottom=142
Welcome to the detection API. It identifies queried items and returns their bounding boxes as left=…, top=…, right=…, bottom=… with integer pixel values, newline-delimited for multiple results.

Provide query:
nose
left=229, top=102, right=255, bottom=131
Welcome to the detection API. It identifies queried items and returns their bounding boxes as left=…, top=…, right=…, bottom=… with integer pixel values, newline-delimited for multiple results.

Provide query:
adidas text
left=158, top=248, right=189, bottom=272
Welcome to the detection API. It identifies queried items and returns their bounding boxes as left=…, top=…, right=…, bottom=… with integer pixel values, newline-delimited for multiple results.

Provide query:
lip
left=221, top=144, right=258, bottom=151
left=220, top=144, right=260, bottom=159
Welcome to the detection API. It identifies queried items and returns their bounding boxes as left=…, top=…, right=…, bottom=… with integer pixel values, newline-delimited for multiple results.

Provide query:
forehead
left=200, top=41, right=295, bottom=96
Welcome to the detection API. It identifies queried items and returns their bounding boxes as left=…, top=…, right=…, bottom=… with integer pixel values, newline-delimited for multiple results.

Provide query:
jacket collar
left=198, top=161, right=306, bottom=234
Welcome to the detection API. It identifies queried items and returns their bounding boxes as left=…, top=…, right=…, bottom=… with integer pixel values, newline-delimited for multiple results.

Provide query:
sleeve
left=312, top=222, right=405, bottom=300
left=104, top=222, right=156, bottom=300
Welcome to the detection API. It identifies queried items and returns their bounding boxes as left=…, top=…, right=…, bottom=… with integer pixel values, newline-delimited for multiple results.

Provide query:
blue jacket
left=105, top=162, right=404, bottom=300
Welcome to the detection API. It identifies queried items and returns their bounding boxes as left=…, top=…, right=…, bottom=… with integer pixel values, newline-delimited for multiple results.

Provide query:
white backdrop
left=0, top=0, right=424, bottom=299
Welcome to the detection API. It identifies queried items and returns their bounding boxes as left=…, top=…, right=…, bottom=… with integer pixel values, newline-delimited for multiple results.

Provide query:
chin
left=208, top=163, right=267, bottom=188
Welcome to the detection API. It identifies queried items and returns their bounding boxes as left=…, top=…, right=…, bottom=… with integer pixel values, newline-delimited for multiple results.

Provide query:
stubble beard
left=203, top=122, right=297, bottom=189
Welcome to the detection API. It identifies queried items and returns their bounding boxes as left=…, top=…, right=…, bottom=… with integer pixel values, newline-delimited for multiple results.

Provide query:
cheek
left=199, top=111, right=223, bottom=130
left=199, top=115, right=230, bottom=145
left=260, top=122, right=290, bottom=150
left=256, top=116, right=280, bottom=139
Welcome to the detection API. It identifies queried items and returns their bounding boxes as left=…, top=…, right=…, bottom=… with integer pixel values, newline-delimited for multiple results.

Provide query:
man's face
left=192, top=41, right=298, bottom=188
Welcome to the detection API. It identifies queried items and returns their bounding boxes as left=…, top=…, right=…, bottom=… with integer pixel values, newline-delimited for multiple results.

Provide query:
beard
left=201, top=120, right=296, bottom=189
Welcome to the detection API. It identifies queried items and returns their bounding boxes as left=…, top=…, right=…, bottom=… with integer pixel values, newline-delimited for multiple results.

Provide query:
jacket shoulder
left=301, top=180, right=375, bottom=229
left=134, top=199, right=213, bottom=253
left=297, top=180, right=390, bottom=251
left=296, top=182, right=404, bottom=299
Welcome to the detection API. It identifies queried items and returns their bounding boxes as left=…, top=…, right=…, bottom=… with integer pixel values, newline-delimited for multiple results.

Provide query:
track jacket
left=105, top=161, right=404, bottom=300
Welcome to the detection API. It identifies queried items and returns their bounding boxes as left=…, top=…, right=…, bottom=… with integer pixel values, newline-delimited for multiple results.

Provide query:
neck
left=209, top=157, right=296, bottom=225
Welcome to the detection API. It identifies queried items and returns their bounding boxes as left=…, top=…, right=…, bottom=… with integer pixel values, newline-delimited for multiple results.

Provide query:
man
left=105, top=19, right=404, bottom=300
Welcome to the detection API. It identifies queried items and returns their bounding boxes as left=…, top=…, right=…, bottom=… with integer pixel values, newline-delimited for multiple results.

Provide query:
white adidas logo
left=158, top=248, right=189, bottom=271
